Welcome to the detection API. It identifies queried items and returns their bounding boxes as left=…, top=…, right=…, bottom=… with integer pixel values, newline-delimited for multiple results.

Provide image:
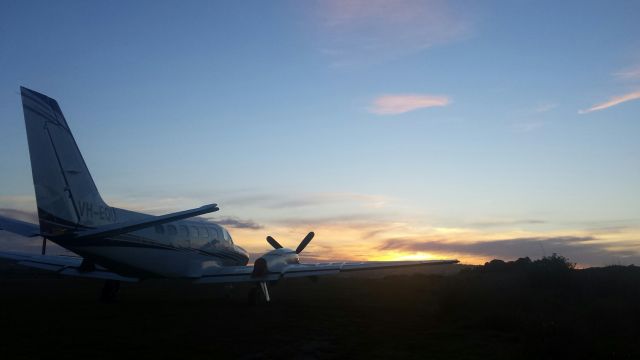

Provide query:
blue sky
left=1, top=0, right=639, bottom=266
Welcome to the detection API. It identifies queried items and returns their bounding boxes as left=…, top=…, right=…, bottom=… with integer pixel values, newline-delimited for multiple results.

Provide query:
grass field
left=1, top=259, right=639, bottom=359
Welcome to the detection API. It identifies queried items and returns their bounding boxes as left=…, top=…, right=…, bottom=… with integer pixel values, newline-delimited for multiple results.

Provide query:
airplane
left=0, top=86, right=458, bottom=303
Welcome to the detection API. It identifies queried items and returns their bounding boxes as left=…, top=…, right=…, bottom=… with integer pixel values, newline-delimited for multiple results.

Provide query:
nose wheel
left=100, top=280, right=120, bottom=303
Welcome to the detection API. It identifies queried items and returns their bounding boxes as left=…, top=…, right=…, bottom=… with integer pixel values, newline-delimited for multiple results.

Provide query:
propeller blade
left=266, top=236, right=283, bottom=249
left=295, top=231, right=315, bottom=254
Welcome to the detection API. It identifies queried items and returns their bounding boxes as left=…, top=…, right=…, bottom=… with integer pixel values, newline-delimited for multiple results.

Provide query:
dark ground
left=1, top=258, right=639, bottom=359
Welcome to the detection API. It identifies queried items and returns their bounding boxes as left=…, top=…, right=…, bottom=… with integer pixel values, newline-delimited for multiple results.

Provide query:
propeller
left=266, top=236, right=283, bottom=249
left=295, top=231, right=314, bottom=254
left=265, top=231, right=315, bottom=254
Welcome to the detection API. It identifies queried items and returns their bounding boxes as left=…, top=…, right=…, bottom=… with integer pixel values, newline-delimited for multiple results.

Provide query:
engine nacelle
left=252, top=248, right=300, bottom=277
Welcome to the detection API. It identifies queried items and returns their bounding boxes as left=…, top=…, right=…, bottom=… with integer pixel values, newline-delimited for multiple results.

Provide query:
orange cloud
left=370, top=94, right=451, bottom=115
left=579, top=91, right=640, bottom=114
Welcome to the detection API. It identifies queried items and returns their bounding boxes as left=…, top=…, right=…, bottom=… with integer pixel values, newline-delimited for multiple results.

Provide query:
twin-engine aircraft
left=0, top=87, right=458, bottom=302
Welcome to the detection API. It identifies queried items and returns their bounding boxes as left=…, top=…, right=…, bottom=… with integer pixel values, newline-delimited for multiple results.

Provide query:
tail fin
left=20, top=87, right=111, bottom=233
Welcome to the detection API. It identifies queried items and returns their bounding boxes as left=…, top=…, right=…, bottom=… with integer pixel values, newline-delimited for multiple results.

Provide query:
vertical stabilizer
left=20, top=87, right=111, bottom=234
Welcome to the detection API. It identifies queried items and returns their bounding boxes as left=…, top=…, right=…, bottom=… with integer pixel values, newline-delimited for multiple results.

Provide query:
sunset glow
left=1, top=1, right=639, bottom=268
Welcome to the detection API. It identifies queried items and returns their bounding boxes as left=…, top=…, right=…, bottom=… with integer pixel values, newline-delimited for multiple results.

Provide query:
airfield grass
left=1, top=260, right=639, bottom=359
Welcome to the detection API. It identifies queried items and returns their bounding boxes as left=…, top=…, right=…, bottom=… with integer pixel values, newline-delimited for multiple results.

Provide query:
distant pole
left=41, top=237, right=47, bottom=255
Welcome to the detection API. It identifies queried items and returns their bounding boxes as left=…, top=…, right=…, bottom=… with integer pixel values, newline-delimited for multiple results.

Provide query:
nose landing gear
left=248, top=281, right=270, bottom=305
left=100, top=280, right=120, bottom=303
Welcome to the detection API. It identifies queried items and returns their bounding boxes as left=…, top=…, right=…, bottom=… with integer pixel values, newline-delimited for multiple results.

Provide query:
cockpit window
left=222, top=229, right=233, bottom=244
left=209, top=227, right=219, bottom=240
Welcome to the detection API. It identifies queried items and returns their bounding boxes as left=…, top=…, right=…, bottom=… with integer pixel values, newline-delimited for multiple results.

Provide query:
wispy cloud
left=312, top=0, right=472, bottom=66
left=370, top=94, right=451, bottom=115
left=469, top=219, right=546, bottom=228
left=513, top=121, right=544, bottom=133
left=183, top=215, right=264, bottom=230
left=535, top=103, right=558, bottom=113
left=579, top=90, right=640, bottom=114
left=0, top=208, right=70, bottom=255
left=0, top=208, right=37, bottom=223
left=613, top=66, right=640, bottom=80
left=212, top=217, right=263, bottom=230
left=0, top=196, right=36, bottom=212
left=268, top=192, right=389, bottom=209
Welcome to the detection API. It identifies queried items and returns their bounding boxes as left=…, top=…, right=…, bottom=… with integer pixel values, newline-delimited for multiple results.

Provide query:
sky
left=1, top=0, right=639, bottom=267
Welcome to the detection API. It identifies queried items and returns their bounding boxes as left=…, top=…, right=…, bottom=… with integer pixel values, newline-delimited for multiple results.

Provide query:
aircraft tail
left=20, top=87, right=112, bottom=234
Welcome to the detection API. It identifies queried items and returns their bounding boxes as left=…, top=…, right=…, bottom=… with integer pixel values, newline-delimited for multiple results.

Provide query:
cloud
left=513, top=121, right=544, bottom=133
left=273, top=213, right=386, bottom=229
left=469, top=219, right=546, bottom=228
left=579, top=90, right=640, bottom=114
left=370, top=94, right=451, bottom=115
left=0, top=196, right=36, bottom=212
left=534, top=103, right=557, bottom=113
left=220, top=191, right=390, bottom=211
left=0, top=208, right=71, bottom=255
left=268, top=192, right=389, bottom=209
left=614, top=66, right=640, bottom=80
left=312, top=0, right=472, bottom=66
left=186, top=216, right=264, bottom=230
left=0, top=208, right=38, bottom=223
left=212, top=217, right=263, bottom=230
left=378, top=235, right=640, bottom=266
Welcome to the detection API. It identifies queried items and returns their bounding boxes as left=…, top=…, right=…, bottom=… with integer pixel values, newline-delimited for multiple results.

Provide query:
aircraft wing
left=0, top=215, right=41, bottom=237
left=194, top=259, right=458, bottom=284
left=284, top=260, right=458, bottom=278
left=0, top=251, right=138, bottom=282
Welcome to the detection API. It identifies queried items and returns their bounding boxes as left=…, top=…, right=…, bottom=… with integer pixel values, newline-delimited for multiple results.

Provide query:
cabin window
left=167, top=225, right=177, bottom=236
left=180, top=225, right=189, bottom=237
left=200, top=227, right=209, bottom=238
left=155, top=225, right=165, bottom=235
left=191, top=226, right=199, bottom=239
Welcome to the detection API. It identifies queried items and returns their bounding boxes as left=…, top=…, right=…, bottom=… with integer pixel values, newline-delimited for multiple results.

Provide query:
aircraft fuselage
left=43, top=205, right=249, bottom=278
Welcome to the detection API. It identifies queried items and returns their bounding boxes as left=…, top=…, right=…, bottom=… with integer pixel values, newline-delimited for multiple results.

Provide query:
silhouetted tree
left=533, top=253, right=575, bottom=271
left=483, top=259, right=508, bottom=272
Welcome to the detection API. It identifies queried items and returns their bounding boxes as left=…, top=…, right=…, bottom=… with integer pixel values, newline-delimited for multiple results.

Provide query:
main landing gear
left=100, top=280, right=120, bottom=303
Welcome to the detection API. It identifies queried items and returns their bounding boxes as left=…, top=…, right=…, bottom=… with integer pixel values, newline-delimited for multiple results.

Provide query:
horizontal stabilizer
left=0, top=251, right=138, bottom=282
left=72, top=204, right=219, bottom=240
left=0, top=215, right=41, bottom=237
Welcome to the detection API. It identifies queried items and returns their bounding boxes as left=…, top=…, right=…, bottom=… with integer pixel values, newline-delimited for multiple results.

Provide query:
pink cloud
left=370, top=94, right=451, bottom=115
left=579, top=91, right=640, bottom=114
left=313, top=0, right=472, bottom=65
